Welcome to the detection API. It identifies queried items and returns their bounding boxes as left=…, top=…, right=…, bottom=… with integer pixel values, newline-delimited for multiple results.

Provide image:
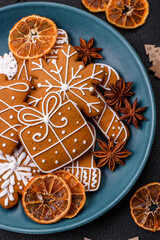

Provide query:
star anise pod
left=74, top=38, right=103, bottom=65
left=93, top=137, right=132, bottom=172
left=104, top=78, right=135, bottom=111
left=119, top=98, right=147, bottom=129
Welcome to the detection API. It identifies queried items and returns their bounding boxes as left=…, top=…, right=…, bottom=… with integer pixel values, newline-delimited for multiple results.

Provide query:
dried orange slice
left=81, top=0, right=109, bottom=12
left=106, top=0, right=149, bottom=29
left=9, top=15, right=58, bottom=59
left=130, top=182, right=160, bottom=232
left=22, top=174, right=71, bottom=224
left=54, top=170, right=86, bottom=218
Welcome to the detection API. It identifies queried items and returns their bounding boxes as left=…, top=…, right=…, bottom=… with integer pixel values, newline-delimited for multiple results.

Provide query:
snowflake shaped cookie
left=28, top=44, right=104, bottom=117
left=0, top=145, right=40, bottom=208
left=0, top=74, right=30, bottom=154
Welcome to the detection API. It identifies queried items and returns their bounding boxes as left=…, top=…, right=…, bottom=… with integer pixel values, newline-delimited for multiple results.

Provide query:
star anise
left=119, top=98, right=147, bottom=129
left=74, top=38, right=103, bottom=65
left=93, top=137, right=132, bottom=172
left=104, top=78, right=135, bottom=111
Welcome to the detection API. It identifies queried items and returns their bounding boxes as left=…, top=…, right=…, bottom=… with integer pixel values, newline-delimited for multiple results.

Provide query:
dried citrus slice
left=106, top=0, right=149, bottom=29
left=130, top=182, right=160, bottom=232
left=54, top=170, right=86, bottom=218
left=9, top=15, right=58, bottom=59
left=22, top=174, right=71, bottom=224
left=81, top=0, right=109, bottom=12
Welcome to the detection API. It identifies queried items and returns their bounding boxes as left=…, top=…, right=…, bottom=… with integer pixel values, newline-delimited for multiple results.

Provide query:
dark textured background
left=0, top=0, right=160, bottom=239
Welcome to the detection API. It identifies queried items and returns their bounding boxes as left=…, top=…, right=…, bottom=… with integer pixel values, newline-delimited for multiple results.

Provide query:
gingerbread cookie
left=28, top=44, right=105, bottom=117
left=14, top=57, right=31, bottom=82
left=0, top=52, right=17, bottom=80
left=45, top=29, right=69, bottom=62
left=18, top=92, right=94, bottom=173
left=92, top=89, right=129, bottom=143
left=0, top=74, right=30, bottom=154
left=96, top=63, right=120, bottom=90
left=0, top=145, right=40, bottom=209
left=63, top=123, right=101, bottom=192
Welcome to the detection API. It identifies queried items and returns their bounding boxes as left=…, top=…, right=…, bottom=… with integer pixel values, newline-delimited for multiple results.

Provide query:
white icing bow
left=18, top=92, right=68, bottom=142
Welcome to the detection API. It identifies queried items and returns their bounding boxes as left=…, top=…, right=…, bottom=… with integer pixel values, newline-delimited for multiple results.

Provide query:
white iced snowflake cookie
left=28, top=44, right=105, bottom=117
left=0, top=52, right=17, bottom=80
left=0, top=145, right=40, bottom=209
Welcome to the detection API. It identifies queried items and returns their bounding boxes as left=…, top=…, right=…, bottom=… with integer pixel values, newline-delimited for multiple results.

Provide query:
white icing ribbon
left=0, top=82, right=29, bottom=92
left=18, top=92, right=68, bottom=142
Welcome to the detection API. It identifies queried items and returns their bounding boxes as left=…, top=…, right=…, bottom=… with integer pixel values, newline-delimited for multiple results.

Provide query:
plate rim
left=0, top=1, right=156, bottom=234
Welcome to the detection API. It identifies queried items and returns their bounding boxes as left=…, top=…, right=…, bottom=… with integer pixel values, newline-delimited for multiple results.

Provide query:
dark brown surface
left=0, top=0, right=160, bottom=239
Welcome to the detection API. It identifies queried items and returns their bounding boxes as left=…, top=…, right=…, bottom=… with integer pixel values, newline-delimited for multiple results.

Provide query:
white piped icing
left=55, top=151, right=58, bottom=154
left=42, top=159, right=46, bottom=163
left=72, top=149, right=76, bottom=153
left=31, top=45, right=103, bottom=115
left=0, top=52, right=17, bottom=80
left=62, top=130, right=66, bottom=135
left=92, top=89, right=128, bottom=143
left=83, top=140, right=86, bottom=144
left=55, top=160, right=59, bottom=164
left=74, top=139, right=78, bottom=143
left=0, top=146, right=38, bottom=207
left=2, top=143, right=6, bottom=147
left=18, top=92, right=95, bottom=173
left=11, top=96, right=15, bottom=100
left=0, top=80, right=29, bottom=148
left=63, top=123, right=101, bottom=192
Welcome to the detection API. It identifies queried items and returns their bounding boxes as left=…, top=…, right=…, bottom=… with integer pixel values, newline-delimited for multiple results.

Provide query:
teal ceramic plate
left=0, top=2, right=156, bottom=234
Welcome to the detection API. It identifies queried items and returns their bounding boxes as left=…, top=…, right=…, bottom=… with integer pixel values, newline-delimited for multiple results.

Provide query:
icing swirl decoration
left=19, top=92, right=68, bottom=142
left=18, top=91, right=94, bottom=173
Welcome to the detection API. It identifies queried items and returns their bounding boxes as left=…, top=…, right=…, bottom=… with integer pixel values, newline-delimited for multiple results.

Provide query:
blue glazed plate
left=0, top=2, right=156, bottom=234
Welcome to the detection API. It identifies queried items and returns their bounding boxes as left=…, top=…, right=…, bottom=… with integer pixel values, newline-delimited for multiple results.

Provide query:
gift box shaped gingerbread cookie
left=18, top=92, right=94, bottom=173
